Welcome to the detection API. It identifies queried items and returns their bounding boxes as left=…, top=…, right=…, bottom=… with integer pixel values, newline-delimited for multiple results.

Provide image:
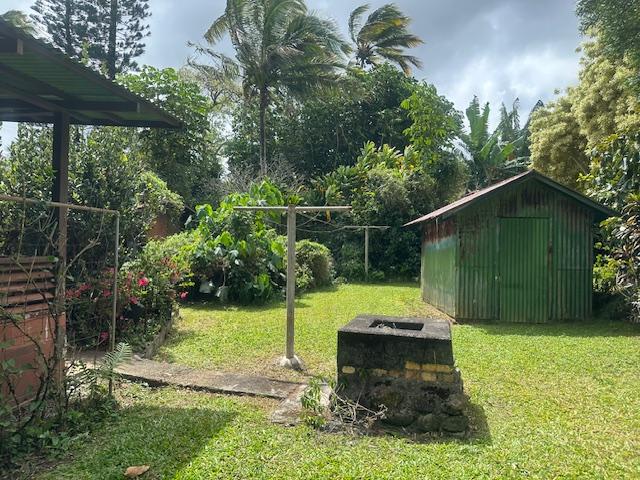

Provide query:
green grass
left=33, top=283, right=640, bottom=479
left=156, top=283, right=441, bottom=381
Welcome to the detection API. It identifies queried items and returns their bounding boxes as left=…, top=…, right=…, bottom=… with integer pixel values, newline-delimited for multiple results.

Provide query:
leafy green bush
left=304, top=142, right=466, bottom=281
left=582, top=133, right=640, bottom=321
left=294, top=240, right=334, bottom=290
left=188, top=180, right=288, bottom=304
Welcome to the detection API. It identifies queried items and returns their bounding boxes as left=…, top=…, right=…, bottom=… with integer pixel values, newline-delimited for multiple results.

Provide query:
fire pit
left=337, top=315, right=468, bottom=434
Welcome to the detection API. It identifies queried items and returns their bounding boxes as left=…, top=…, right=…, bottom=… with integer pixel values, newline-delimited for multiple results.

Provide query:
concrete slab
left=77, top=354, right=302, bottom=400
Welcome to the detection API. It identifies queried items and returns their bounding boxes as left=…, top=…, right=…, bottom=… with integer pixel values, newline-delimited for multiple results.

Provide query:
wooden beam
left=0, top=98, right=138, bottom=112
left=52, top=111, right=69, bottom=387
left=0, top=81, right=93, bottom=124
left=286, top=204, right=296, bottom=361
left=235, top=206, right=352, bottom=213
left=364, top=227, right=369, bottom=280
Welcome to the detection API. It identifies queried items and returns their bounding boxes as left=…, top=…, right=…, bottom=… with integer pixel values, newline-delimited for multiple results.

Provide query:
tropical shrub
left=294, top=240, right=334, bottom=291
left=582, top=132, right=640, bottom=321
left=188, top=180, right=289, bottom=304
left=66, top=233, right=194, bottom=349
left=304, top=142, right=466, bottom=280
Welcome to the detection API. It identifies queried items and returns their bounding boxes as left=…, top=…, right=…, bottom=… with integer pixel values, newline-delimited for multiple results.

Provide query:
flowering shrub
left=66, top=233, right=194, bottom=349
left=116, top=233, right=194, bottom=348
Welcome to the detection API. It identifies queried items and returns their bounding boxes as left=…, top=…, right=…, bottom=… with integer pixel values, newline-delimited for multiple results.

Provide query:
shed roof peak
left=404, top=169, right=617, bottom=227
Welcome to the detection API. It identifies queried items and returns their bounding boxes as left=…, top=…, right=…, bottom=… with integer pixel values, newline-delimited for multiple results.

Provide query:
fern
left=97, top=343, right=132, bottom=382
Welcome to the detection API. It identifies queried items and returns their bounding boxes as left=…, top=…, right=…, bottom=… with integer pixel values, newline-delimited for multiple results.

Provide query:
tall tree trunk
left=64, top=0, right=73, bottom=57
left=259, top=86, right=269, bottom=176
left=107, top=0, right=118, bottom=79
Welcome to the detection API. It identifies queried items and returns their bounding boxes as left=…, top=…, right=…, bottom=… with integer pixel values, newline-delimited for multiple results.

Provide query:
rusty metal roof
left=405, top=170, right=617, bottom=226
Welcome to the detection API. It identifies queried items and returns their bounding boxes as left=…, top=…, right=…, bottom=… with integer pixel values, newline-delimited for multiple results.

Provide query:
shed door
left=498, top=218, right=549, bottom=322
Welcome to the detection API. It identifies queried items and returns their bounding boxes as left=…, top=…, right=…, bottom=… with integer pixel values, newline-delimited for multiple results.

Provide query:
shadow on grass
left=38, top=405, right=237, bottom=480
left=467, top=320, right=640, bottom=338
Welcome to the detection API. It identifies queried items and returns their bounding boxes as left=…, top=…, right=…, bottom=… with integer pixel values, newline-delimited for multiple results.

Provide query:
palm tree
left=348, top=3, right=423, bottom=74
left=205, top=0, right=349, bottom=175
left=460, top=96, right=532, bottom=190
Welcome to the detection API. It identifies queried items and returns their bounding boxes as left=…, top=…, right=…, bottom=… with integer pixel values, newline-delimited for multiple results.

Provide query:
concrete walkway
left=80, top=354, right=303, bottom=400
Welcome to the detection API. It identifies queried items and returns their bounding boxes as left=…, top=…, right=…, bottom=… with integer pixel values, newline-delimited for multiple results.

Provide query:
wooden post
left=52, top=112, right=69, bottom=386
left=364, top=227, right=369, bottom=280
left=285, top=204, right=296, bottom=360
left=343, top=225, right=389, bottom=281
left=108, top=213, right=120, bottom=396
left=233, top=205, right=351, bottom=370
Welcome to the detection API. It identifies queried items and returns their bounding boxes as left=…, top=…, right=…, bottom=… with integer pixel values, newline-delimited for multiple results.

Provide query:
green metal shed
left=405, top=170, right=617, bottom=323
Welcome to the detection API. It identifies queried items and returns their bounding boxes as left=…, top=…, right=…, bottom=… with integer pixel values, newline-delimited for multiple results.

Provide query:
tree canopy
left=203, top=0, right=349, bottom=175
left=577, top=0, right=640, bottom=70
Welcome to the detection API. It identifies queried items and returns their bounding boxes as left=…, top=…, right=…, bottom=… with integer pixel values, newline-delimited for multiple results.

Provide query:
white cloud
left=436, top=45, right=579, bottom=129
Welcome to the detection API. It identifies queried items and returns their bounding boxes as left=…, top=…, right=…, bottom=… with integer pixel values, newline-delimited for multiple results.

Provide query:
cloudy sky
left=2, top=0, right=582, bottom=143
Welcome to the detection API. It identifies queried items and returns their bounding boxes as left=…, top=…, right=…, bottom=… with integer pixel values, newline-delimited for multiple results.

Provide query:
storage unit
left=405, top=170, right=616, bottom=322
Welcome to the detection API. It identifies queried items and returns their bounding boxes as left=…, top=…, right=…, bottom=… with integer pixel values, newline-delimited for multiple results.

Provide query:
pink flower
left=179, top=292, right=188, bottom=300
left=99, top=331, right=109, bottom=342
left=102, top=289, right=112, bottom=298
left=78, top=283, right=91, bottom=293
left=129, top=296, right=140, bottom=305
left=138, top=277, right=150, bottom=287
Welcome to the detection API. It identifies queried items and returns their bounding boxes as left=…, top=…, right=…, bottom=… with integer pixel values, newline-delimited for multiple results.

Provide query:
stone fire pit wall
left=337, top=315, right=468, bottom=434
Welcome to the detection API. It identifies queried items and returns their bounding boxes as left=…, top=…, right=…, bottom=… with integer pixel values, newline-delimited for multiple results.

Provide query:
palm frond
left=376, top=47, right=422, bottom=73
left=348, top=4, right=370, bottom=43
left=205, top=12, right=229, bottom=44
left=349, top=3, right=423, bottom=73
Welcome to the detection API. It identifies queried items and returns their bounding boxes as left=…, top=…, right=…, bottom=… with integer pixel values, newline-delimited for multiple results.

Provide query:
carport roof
left=0, top=18, right=181, bottom=128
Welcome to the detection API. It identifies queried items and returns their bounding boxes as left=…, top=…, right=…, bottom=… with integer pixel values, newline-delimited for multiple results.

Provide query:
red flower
left=78, top=283, right=91, bottom=293
left=102, top=289, right=112, bottom=298
left=179, top=292, right=188, bottom=300
left=129, top=296, right=140, bottom=305
left=99, top=331, right=109, bottom=342
left=138, top=277, right=150, bottom=287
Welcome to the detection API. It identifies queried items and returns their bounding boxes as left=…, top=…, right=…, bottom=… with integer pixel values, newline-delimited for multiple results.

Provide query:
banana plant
left=460, top=96, right=532, bottom=190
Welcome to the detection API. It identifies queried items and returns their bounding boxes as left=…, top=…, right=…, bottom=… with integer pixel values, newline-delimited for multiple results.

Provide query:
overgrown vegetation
left=0, top=341, right=131, bottom=470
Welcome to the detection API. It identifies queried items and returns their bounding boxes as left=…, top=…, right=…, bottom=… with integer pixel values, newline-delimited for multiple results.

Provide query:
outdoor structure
left=0, top=17, right=180, bottom=402
left=235, top=205, right=351, bottom=370
left=405, top=170, right=616, bottom=323
left=337, top=315, right=468, bottom=434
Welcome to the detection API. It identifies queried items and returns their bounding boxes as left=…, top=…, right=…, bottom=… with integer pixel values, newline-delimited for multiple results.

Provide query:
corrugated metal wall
left=426, top=179, right=594, bottom=322
left=421, top=219, right=457, bottom=316
left=497, top=217, right=549, bottom=322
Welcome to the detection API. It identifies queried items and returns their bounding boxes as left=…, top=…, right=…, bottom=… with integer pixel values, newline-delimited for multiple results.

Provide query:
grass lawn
left=156, top=283, right=441, bottom=382
left=33, top=283, right=640, bottom=479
